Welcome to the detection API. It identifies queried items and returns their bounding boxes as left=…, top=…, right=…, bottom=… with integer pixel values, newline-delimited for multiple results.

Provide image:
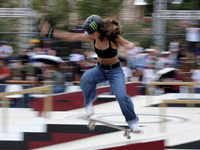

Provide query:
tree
left=0, top=18, right=18, bottom=54
left=33, top=0, right=72, bottom=29
left=76, top=0, right=124, bottom=20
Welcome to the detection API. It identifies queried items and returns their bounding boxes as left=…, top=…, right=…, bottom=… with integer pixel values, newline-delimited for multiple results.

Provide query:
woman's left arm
left=115, top=36, right=135, bottom=50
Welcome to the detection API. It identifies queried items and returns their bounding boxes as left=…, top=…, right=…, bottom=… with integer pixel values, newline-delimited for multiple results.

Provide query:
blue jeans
left=80, top=62, right=138, bottom=123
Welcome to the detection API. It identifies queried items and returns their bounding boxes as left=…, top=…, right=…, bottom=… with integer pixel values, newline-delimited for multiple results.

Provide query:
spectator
left=134, top=49, right=146, bottom=70
left=155, top=51, right=173, bottom=70
left=28, top=39, right=42, bottom=64
left=0, top=60, right=11, bottom=84
left=191, top=43, right=200, bottom=61
left=42, top=38, right=56, bottom=56
left=140, top=62, right=155, bottom=95
left=69, top=49, right=85, bottom=82
left=33, top=46, right=47, bottom=55
left=185, top=21, right=200, bottom=54
left=137, top=49, right=156, bottom=70
left=18, top=48, right=33, bottom=80
left=72, top=19, right=84, bottom=49
left=29, top=39, right=41, bottom=48
left=135, top=48, right=156, bottom=81
left=69, top=49, right=85, bottom=62
left=33, top=64, right=45, bottom=87
left=0, top=41, right=14, bottom=63
left=169, top=42, right=187, bottom=69
left=169, top=41, right=181, bottom=68
left=171, top=69, right=185, bottom=93
left=121, top=59, right=133, bottom=82
left=29, top=44, right=47, bottom=86
left=126, top=42, right=143, bottom=70
left=28, top=39, right=43, bottom=58
left=191, top=63, right=200, bottom=93
left=43, top=63, right=66, bottom=94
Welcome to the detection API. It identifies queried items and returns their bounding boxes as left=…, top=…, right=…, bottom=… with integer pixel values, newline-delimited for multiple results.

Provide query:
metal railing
left=0, top=85, right=52, bottom=132
left=146, top=82, right=200, bottom=132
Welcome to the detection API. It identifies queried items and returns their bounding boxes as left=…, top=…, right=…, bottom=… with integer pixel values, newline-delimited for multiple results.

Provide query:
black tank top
left=94, top=40, right=117, bottom=58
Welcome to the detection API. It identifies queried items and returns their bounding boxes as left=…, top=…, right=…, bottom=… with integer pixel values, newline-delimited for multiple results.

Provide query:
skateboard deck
left=87, top=118, right=132, bottom=139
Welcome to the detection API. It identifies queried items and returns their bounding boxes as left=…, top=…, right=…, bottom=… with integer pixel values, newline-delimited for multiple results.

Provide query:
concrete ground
left=0, top=93, right=200, bottom=150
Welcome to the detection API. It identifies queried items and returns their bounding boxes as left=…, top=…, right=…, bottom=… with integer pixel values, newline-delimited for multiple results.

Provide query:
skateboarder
left=38, top=15, right=141, bottom=133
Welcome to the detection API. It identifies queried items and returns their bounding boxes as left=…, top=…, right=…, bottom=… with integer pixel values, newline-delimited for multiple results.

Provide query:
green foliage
left=168, top=0, right=200, bottom=10
left=0, top=18, right=18, bottom=54
left=121, top=19, right=153, bottom=48
left=45, top=1, right=71, bottom=26
left=0, top=0, right=17, bottom=8
left=144, top=0, right=200, bottom=16
left=33, top=0, right=71, bottom=28
left=32, top=0, right=47, bottom=11
left=77, top=0, right=123, bottom=20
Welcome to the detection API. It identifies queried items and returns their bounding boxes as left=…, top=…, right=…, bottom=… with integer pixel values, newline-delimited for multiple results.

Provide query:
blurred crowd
left=0, top=38, right=197, bottom=95
left=1, top=21, right=200, bottom=94
left=0, top=38, right=98, bottom=94
left=124, top=20, right=200, bottom=94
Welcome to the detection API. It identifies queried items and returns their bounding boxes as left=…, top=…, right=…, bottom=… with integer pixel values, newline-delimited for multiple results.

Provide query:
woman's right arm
left=53, top=29, right=89, bottom=41
left=38, top=19, right=91, bottom=42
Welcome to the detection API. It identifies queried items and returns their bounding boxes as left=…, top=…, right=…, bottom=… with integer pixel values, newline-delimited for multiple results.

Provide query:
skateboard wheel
left=123, top=133, right=131, bottom=139
left=88, top=121, right=95, bottom=131
left=89, top=123, right=95, bottom=131
left=127, top=135, right=131, bottom=139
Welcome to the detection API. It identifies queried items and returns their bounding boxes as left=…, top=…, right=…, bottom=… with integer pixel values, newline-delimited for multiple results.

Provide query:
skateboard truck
left=87, top=119, right=132, bottom=139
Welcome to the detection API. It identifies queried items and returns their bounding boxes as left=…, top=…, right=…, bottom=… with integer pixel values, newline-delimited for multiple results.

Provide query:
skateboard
left=87, top=118, right=132, bottom=139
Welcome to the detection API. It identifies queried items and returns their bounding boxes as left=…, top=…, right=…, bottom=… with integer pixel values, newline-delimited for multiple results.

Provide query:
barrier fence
left=0, top=85, right=52, bottom=132
left=146, top=82, right=200, bottom=132
left=1, top=82, right=199, bottom=133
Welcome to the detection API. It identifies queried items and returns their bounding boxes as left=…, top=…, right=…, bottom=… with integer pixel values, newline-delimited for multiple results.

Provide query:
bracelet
left=47, top=26, right=54, bottom=38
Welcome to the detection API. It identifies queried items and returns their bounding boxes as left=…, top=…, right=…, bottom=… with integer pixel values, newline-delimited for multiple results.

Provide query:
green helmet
left=83, top=15, right=104, bottom=35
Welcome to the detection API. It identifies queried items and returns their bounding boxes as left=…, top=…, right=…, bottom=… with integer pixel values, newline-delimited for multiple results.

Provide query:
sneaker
left=128, top=122, right=141, bottom=133
left=85, top=103, right=94, bottom=118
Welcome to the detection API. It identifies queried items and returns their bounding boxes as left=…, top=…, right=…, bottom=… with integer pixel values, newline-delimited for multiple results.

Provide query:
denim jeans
left=80, top=62, right=138, bottom=123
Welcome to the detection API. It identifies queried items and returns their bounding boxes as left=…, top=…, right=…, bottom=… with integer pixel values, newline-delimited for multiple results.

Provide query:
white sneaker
left=128, top=122, right=141, bottom=133
left=85, top=103, right=94, bottom=118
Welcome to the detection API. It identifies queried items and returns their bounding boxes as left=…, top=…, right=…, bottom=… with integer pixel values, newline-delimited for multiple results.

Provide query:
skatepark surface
left=0, top=88, right=200, bottom=150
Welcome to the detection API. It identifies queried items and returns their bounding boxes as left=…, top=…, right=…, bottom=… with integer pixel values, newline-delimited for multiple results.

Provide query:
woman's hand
left=38, top=19, right=51, bottom=37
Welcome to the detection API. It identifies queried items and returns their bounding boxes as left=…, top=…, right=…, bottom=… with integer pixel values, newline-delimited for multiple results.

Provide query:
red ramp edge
left=100, top=139, right=165, bottom=150
left=31, top=82, right=141, bottom=113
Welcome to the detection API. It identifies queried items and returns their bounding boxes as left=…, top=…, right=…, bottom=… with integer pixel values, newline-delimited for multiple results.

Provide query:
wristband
left=47, top=26, right=54, bottom=38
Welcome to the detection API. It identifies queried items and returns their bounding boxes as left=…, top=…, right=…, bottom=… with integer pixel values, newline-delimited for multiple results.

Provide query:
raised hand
left=38, top=19, right=51, bottom=37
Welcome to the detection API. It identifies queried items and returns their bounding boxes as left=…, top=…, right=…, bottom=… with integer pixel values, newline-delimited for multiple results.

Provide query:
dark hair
left=99, top=18, right=123, bottom=46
